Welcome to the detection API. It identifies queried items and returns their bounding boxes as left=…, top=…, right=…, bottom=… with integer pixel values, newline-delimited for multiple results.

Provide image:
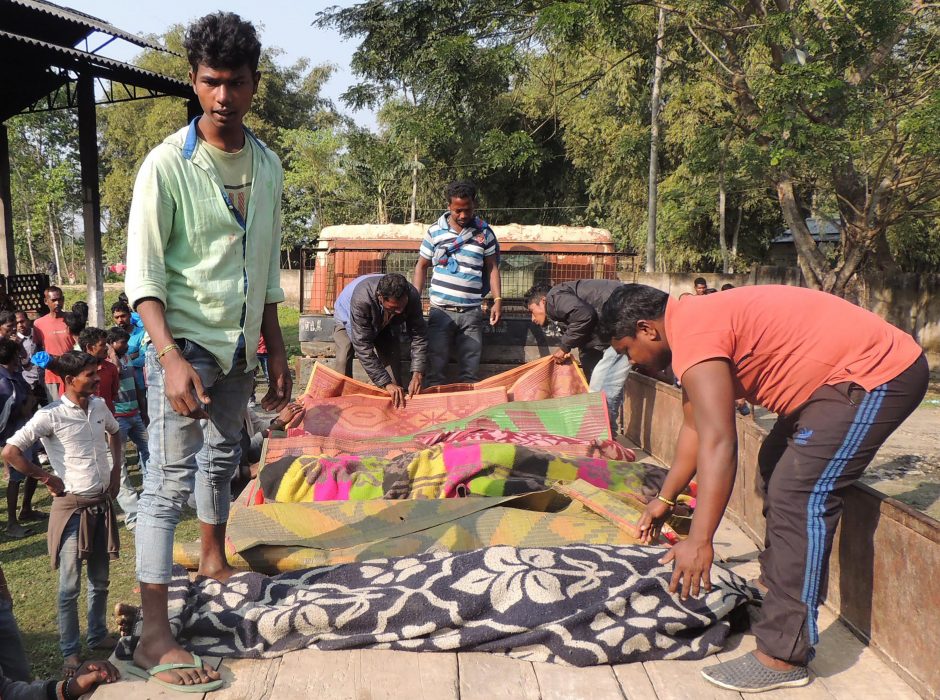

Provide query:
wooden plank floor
left=88, top=451, right=923, bottom=700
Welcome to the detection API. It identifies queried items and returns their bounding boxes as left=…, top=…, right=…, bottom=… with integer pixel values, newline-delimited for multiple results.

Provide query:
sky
left=65, top=0, right=376, bottom=128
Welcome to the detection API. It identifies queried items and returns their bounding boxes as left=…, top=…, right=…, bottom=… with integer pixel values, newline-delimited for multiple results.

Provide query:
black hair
left=376, top=273, right=410, bottom=300
left=44, top=285, right=63, bottom=299
left=107, top=327, right=130, bottom=344
left=599, top=284, right=669, bottom=341
left=63, top=312, right=86, bottom=336
left=705, top=288, right=718, bottom=295
left=0, top=337, right=18, bottom=365
left=693, top=277, right=707, bottom=287
left=78, top=326, right=107, bottom=352
left=110, top=301, right=132, bottom=316
left=0, top=311, right=14, bottom=327
left=14, top=310, right=28, bottom=320
left=523, top=283, right=552, bottom=308
left=71, top=301, right=89, bottom=321
left=184, top=12, right=262, bottom=74
left=721, top=283, right=735, bottom=291
left=47, top=351, right=97, bottom=381
left=445, top=180, right=477, bottom=203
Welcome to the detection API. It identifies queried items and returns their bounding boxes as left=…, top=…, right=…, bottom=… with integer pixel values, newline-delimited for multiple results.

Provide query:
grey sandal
left=702, top=652, right=810, bottom=693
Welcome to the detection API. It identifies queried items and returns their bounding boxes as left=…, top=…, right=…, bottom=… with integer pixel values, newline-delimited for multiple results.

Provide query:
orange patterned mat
left=296, top=356, right=590, bottom=441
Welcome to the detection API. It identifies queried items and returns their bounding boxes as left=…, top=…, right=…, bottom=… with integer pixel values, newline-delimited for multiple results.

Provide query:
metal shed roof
left=3, top=0, right=177, bottom=55
left=0, top=0, right=191, bottom=120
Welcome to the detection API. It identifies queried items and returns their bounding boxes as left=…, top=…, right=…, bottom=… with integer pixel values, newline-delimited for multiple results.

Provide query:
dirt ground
left=860, top=395, right=940, bottom=521
left=754, top=369, right=940, bottom=521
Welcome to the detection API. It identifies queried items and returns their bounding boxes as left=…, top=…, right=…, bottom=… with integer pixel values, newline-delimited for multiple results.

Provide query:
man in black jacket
left=524, top=280, right=630, bottom=429
left=333, top=273, right=428, bottom=407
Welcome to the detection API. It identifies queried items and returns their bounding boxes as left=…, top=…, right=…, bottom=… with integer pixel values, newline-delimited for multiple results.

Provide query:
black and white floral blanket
left=152, top=545, right=753, bottom=666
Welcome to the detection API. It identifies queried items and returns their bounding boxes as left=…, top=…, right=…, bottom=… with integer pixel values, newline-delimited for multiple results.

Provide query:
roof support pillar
left=187, top=97, right=201, bottom=121
left=0, top=124, right=16, bottom=277
left=77, top=73, right=104, bottom=327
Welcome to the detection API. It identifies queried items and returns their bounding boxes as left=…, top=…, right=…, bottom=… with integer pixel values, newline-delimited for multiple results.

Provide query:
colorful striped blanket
left=292, top=357, right=597, bottom=443
left=265, top=391, right=615, bottom=465
left=250, top=443, right=663, bottom=504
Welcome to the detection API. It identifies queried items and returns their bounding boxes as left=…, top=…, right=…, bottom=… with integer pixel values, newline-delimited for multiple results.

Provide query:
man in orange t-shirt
left=601, top=284, right=926, bottom=693
left=32, top=286, right=74, bottom=402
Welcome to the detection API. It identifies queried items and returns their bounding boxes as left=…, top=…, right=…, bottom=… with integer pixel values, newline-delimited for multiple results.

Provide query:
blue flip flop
left=125, top=652, right=223, bottom=693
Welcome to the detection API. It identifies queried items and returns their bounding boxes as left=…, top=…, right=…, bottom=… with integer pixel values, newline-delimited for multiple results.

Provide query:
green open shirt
left=126, top=119, right=285, bottom=373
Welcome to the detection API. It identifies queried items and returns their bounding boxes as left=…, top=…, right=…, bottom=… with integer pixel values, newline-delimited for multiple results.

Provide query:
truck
left=296, top=223, right=637, bottom=384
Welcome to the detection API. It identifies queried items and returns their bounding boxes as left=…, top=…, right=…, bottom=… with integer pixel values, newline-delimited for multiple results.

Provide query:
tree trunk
left=718, top=181, right=729, bottom=275
left=645, top=7, right=666, bottom=272
left=47, top=203, right=62, bottom=286
left=410, top=138, right=419, bottom=224
left=19, top=195, right=36, bottom=273
left=53, top=213, right=73, bottom=282
left=718, top=134, right=732, bottom=273
left=377, top=190, right=387, bottom=225
left=870, top=234, right=899, bottom=274
left=775, top=175, right=877, bottom=297
left=775, top=176, right=829, bottom=290
left=730, top=205, right=742, bottom=273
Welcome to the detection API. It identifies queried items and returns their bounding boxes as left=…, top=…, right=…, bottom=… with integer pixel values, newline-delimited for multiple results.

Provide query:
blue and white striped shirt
left=419, top=213, right=497, bottom=308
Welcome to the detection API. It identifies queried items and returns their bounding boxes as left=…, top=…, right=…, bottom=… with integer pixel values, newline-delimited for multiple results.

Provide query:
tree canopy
left=6, top=1, right=939, bottom=289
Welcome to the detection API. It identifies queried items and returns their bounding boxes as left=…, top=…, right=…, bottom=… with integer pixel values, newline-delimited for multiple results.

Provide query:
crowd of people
left=0, top=8, right=929, bottom=697
left=0, top=284, right=288, bottom=695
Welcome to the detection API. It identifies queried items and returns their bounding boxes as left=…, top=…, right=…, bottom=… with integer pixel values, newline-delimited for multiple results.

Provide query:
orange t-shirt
left=33, top=313, right=75, bottom=386
left=665, top=285, right=922, bottom=416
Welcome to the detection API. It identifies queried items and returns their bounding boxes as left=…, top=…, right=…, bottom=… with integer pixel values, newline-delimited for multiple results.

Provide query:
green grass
left=1, top=465, right=202, bottom=680
left=60, top=286, right=125, bottom=317
left=279, top=304, right=302, bottom=367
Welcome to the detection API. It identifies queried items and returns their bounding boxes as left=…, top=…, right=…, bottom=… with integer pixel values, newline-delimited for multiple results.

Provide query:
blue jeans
left=118, top=414, right=150, bottom=474
left=135, top=339, right=253, bottom=584
left=425, top=306, right=484, bottom=386
left=57, top=512, right=110, bottom=658
left=587, top=346, right=631, bottom=433
left=0, top=597, right=31, bottom=681
left=116, top=414, right=149, bottom=529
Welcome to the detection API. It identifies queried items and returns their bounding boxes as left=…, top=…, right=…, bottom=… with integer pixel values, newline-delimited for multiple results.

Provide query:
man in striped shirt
left=413, top=181, right=501, bottom=386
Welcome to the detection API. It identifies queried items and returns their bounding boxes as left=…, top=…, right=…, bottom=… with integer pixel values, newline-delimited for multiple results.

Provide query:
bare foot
left=113, top=603, right=140, bottom=637
left=133, top=635, right=220, bottom=687
left=195, top=562, right=238, bottom=583
left=62, top=654, right=81, bottom=679
left=5, top=523, right=31, bottom=539
left=753, top=649, right=799, bottom=672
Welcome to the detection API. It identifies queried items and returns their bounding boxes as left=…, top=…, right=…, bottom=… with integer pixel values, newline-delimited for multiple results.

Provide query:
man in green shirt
left=125, top=12, right=291, bottom=692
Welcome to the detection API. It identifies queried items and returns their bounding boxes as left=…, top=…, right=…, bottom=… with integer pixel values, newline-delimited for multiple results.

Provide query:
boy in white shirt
left=2, top=351, right=123, bottom=678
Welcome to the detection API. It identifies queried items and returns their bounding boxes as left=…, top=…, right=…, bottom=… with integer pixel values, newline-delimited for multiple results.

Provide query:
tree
left=8, top=109, right=82, bottom=280
left=674, top=0, right=940, bottom=293
left=318, top=0, right=586, bottom=226
left=336, top=0, right=938, bottom=281
left=100, top=26, right=338, bottom=259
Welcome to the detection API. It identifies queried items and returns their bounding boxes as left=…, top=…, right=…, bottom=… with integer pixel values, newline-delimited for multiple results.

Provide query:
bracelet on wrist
left=655, top=493, right=676, bottom=508
left=58, top=678, right=76, bottom=700
left=156, top=343, right=180, bottom=361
